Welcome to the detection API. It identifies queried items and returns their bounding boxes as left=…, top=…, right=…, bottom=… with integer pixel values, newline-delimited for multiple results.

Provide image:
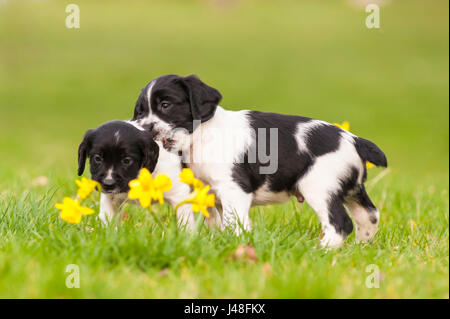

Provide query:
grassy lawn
left=0, top=0, right=448, bottom=298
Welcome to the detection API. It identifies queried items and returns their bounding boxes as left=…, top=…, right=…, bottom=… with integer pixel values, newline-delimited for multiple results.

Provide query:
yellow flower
left=176, top=169, right=216, bottom=218
left=179, top=168, right=204, bottom=190
left=333, top=121, right=350, bottom=132
left=55, top=197, right=94, bottom=224
left=179, top=168, right=195, bottom=185
left=186, top=185, right=215, bottom=218
left=76, top=177, right=99, bottom=199
left=333, top=121, right=374, bottom=169
left=128, top=168, right=172, bottom=207
left=366, top=161, right=375, bottom=169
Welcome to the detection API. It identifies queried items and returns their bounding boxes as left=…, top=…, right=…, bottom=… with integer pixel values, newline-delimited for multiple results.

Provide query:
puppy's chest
left=188, top=163, right=224, bottom=186
left=111, top=193, right=128, bottom=205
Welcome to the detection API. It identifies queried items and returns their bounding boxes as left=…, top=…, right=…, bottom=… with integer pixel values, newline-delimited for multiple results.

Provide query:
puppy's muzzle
left=142, top=122, right=156, bottom=135
left=102, top=178, right=116, bottom=192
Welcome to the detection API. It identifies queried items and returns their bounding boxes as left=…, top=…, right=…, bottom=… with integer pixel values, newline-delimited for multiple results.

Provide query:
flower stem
left=175, top=200, right=189, bottom=213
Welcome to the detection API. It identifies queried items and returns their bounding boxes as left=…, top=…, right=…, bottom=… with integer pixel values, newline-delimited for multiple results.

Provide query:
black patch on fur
left=326, top=167, right=359, bottom=236
left=77, top=121, right=159, bottom=194
left=305, top=123, right=341, bottom=157
left=232, top=152, right=266, bottom=193
left=338, top=166, right=360, bottom=198
left=352, top=185, right=378, bottom=224
left=328, top=194, right=354, bottom=236
left=232, top=111, right=313, bottom=194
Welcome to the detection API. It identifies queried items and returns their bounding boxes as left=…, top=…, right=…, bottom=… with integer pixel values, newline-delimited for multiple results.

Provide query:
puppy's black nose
left=102, top=178, right=115, bottom=191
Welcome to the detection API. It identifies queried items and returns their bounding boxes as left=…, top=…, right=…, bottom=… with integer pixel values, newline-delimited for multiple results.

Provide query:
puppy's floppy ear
left=181, top=75, right=222, bottom=125
left=140, top=133, right=160, bottom=173
left=77, top=129, right=94, bottom=176
left=132, top=87, right=149, bottom=121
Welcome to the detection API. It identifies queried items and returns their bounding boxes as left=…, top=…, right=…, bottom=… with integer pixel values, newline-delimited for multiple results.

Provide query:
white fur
left=139, top=103, right=376, bottom=247
left=105, top=168, right=113, bottom=180
left=180, top=107, right=254, bottom=234
left=99, top=192, right=127, bottom=223
left=114, top=131, right=120, bottom=143
left=145, top=106, right=256, bottom=234
left=146, top=80, right=155, bottom=108
left=126, top=120, right=145, bottom=131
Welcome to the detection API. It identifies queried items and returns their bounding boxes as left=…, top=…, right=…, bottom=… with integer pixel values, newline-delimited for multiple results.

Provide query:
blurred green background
left=0, top=0, right=448, bottom=184
left=0, top=0, right=448, bottom=299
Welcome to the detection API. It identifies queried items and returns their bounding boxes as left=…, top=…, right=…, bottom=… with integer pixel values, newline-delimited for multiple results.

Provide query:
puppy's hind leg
left=345, top=185, right=379, bottom=243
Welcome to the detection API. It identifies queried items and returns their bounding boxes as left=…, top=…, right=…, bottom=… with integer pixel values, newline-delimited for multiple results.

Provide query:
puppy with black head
left=77, top=120, right=197, bottom=228
left=132, top=74, right=388, bottom=248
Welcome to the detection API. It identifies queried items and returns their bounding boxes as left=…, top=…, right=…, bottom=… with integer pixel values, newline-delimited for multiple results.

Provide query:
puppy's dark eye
left=122, top=157, right=133, bottom=166
left=160, top=102, right=171, bottom=110
left=93, top=154, right=102, bottom=164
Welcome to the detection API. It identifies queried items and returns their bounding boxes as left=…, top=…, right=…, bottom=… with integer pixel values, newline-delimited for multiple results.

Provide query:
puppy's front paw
left=320, top=230, right=345, bottom=249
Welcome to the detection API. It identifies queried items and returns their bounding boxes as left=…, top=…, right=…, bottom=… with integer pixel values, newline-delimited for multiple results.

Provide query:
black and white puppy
left=132, top=74, right=388, bottom=248
left=77, top=120, right=197, bottom=228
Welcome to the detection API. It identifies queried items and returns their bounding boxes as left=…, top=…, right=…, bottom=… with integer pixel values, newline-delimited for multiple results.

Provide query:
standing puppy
left=77, top=120, right=196, bottom=229
left=132, top=74, right=387, bottom=248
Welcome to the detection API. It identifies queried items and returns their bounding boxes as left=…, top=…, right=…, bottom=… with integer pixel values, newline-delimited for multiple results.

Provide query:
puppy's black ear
left=132, top=87, right=149, bottom=121
left=77, top=129, right=94, bottom=176
left=182, top=75, right=222, bottom=125
left=141, top=134, right=160, bottom=173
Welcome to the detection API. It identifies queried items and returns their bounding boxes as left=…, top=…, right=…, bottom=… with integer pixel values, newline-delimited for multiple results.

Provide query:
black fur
left=328, top=194, right=354, bottom=236
left=77, top=129, right=94, bottom=176
left=133, top=74, right=222, bottom=133
left=338, top=166, right=360, bottom=198
left=350, top=185, right=378, bottom=224
left=324, top=167, right=359, bottom=237
left=306, top=123, right=341, bottom=157
left=232, top=111, right=313, bottom=194
left=355, top=137, right=388, bottom=167
left=77, top=121, right=159, bottom=193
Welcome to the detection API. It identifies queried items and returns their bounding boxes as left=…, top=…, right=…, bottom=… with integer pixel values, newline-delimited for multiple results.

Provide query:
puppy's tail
left=354, top=137, right=388, bottom=167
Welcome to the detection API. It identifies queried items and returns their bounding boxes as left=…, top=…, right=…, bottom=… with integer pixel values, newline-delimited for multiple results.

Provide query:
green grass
left=0, top=0, right=448, bottom=298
